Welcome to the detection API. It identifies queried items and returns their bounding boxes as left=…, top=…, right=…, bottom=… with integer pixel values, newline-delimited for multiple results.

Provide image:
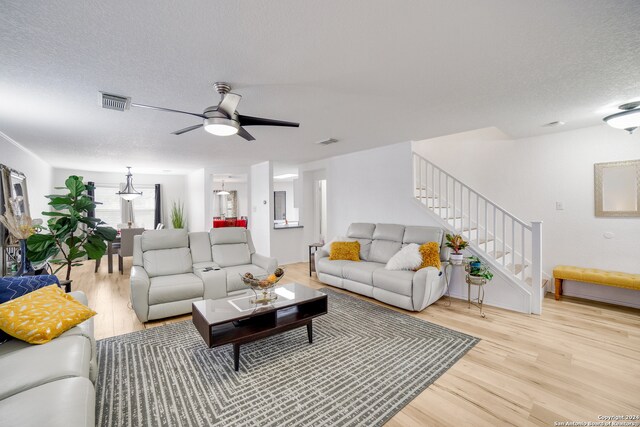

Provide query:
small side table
left=464, top=265, right=487, bottom=318
left=308, top=243, right=323, bottom=276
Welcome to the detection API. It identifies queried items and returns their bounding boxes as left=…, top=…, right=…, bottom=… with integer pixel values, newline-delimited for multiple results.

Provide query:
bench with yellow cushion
left=553, top=265, right=640, bottom=300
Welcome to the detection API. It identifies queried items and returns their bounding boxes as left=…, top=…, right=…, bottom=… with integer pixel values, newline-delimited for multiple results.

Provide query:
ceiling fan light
left=204, top=117, right=239, bottom=136
left=603, top=108, right=640, bottom=133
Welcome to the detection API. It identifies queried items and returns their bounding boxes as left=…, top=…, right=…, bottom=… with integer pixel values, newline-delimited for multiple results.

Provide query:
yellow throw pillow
left=0, top=284, right=96, bottom=344
left=416, top=242, right=441, bottom=270
left=329, top=241, right=361, bottom=261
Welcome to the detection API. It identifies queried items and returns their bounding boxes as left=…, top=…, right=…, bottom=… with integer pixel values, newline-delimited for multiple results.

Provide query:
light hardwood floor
left=69, top=258, right=640, bottom=426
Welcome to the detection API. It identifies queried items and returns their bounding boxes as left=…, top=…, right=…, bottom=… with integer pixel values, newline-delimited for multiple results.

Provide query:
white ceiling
left=1, top=0, right=639, bottom=174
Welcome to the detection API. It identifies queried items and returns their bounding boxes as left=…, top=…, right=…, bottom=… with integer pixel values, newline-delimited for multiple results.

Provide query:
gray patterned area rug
left=96, top=288, right=478, bottom=427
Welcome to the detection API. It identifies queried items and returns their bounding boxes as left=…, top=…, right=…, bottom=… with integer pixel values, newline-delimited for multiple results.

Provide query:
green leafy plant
left=27, top=176, right=117, bottom=280
left=445, top=233, right=468, bottom=254
left=466, top=256, right=494, bottom=280
left=171, top=200, right=185, bottom=229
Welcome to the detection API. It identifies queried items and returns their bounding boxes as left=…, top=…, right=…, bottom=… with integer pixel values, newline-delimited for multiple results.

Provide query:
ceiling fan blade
left=236, top=127, right=255, bottom=141
left=238, top=114, right=300, bottom=127
left=131, top=103, right=207, bottom=119
left=218, top=93, right=242, bottom=117
left=172, top=123, right=203, bottom=135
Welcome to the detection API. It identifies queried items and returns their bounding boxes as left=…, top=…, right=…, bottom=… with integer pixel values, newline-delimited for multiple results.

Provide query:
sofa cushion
left=149, top=273, right=204, bottom=305
left=316, top=258, right=349, bottom=277
left=210, top=227, right=247, bottom=245
left=141, top=229, right=188, bottom=251
left=143, top=247, right=193, bottom=278
left=223, top=264, right=268, bottom=292
left=211, top=243, right=251, bottom=267
left=368, top=239, right=402, bottom=264
left=373, top=269, right=415, bottom=297
left=0, top=377, right=95, bottom=427
left=403, top=226, right=443, bottom=246
left=189, top=231, right=213, bottom=264
left=347, top=223, right=376, bottom=239
left=0, top=285, right=96, bottom=345
left=343, top=262, right=385, bottom=286
left=0, top=336, right=91, bottom=400
left=372, top=224, right=405, bottom=242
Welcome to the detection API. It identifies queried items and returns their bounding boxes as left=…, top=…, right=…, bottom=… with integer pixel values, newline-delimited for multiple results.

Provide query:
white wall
left=186, top=168, right=206, bottom=232
left=250, top=161, right=272, bottom=255
left=300, top=141, right=435, bottom=240
left=413, top=125, right=640, bottom=307
left=52, top=168, right=187, bottom=228
left=0, top=131, right=53, bottom=218
left=273, top=181, right=299, bottom=222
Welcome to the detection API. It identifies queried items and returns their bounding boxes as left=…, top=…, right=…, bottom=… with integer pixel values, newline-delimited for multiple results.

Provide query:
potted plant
left=445, top=233, right=468, bottom=265
left=466, top=255, right=494, bottom=283
left=171, top=200, right=185, bottom=229
left=26, top=176, right=117, bottom=280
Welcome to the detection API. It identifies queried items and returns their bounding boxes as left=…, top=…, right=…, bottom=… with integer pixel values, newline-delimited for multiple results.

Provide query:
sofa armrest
left=412, top=267, right=444, bottom=311
left=251, top=253, right=277, bottom=274
left=130, top=266, right=151, bottom=322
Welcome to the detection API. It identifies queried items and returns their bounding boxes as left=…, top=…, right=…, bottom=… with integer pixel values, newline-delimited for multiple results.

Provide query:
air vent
left=315, top=138, right=339, bottom=146
left=100, top=92, right=131, bottom=111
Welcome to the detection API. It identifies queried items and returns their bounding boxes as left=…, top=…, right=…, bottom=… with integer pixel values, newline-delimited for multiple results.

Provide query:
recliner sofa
left=315, top=223, right=447, bottom=311
left=0, top=287, right=97, bottom=427
left=131, top=227, right=277, bottom=322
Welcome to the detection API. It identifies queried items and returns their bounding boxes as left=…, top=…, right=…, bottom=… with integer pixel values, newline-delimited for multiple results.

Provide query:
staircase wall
left=413, top=125, right=640, bottom=308
left=299, top=141, right=536, bottom=313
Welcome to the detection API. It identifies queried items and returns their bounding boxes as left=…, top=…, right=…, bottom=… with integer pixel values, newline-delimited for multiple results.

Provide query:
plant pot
left=450, top=253, right=464, bottom=265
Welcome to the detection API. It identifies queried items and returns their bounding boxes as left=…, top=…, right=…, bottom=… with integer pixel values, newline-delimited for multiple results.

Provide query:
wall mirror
left=594, top=159, right=640, bottom=217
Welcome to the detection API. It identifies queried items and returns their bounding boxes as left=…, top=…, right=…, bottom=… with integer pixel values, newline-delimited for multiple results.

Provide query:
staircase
left=412, top=152, right=545, bottom=314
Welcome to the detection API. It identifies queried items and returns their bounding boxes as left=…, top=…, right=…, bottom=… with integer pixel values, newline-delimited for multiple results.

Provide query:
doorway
left=316, top=179, right=327, bottom=243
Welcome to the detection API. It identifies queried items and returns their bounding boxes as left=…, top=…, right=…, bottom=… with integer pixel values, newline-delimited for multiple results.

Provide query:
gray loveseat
left=0, top=290, right=97, bottom=426
left=131, top=227, right=277, bottom=322
left=315, top=223, right=447, bottom=311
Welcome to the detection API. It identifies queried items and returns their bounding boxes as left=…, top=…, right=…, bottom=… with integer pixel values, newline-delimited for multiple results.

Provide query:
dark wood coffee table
left=192, top=283, right=328, bottom=371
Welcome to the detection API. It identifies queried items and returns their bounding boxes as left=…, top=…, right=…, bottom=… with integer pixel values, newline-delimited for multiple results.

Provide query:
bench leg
left=554, top=278, right=563, bottom=300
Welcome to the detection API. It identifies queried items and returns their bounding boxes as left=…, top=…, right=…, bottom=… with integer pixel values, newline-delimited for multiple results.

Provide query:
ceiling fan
left=130, top=82, right=299, bottom=141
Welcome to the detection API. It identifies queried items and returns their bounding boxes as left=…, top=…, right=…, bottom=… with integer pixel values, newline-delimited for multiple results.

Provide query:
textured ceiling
left=1, top=0, right=639, bottom=173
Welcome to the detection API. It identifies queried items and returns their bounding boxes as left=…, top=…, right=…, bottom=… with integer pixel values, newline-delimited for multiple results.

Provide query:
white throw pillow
left=385, top=243, right=422, bottom=271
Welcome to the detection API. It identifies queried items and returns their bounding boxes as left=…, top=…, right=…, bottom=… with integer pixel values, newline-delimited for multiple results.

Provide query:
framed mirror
left=594, top=159, right=640, bottom=217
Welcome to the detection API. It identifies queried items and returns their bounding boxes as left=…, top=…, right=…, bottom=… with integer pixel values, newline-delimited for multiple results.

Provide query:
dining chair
left=117, top=228, right=145, bottom=274
left=155, top=223, right=164, bottom=230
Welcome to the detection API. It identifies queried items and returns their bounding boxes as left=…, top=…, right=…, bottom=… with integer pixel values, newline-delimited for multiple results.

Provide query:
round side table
left=464, top=264, right=488, bottom=318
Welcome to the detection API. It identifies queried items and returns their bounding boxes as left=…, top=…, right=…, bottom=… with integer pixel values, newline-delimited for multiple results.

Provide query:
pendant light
left=603, top=101, right=640, bottom=134
left=116, top=167, right=143, bottom=200
left=218, top=179, right=230, bottom=196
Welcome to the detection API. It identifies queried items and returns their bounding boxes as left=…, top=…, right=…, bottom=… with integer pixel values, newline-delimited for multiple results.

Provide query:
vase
left=17, top=239, right=35, bottom=276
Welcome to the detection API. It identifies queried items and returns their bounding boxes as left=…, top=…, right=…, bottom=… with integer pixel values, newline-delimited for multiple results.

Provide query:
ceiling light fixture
left=116, top=167, right=143, bottom=200
left=204, top=117, right=240, bottom=136
left=218, top=179, right=230, bottom=196
left=603, top=101, right=640, bottom=134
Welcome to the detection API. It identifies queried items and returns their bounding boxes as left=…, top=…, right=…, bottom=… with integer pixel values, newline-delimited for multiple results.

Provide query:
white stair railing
left=413, top=152, right=543, bottom=314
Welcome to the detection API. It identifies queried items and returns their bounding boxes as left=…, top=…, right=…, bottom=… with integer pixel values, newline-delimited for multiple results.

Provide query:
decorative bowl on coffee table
left=240, top=269, right=285, bottom=304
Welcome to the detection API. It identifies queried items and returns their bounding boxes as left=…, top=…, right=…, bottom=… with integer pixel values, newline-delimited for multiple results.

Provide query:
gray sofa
left=0, top=291, right=97, bottom=426
left=316, top=223, right=447, bottom=311
left=131, top=227, right=277, bottom=322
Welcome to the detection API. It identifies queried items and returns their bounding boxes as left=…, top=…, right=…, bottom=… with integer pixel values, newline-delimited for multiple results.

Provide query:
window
left=131, top=185, right=156, bottom=229
left=93, top=184, right=156, bottom=229
left=94, top=184, right=121, bottom=228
